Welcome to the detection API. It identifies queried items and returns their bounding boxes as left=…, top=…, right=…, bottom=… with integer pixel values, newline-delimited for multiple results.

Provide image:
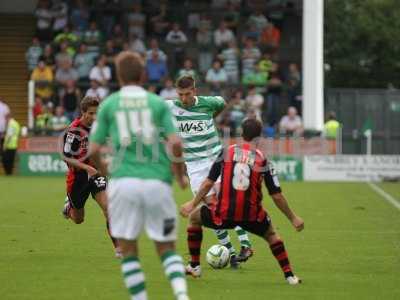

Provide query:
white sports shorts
left=186, top=158, right=220, bottom=196
left=107, top=178, right=177, bottom=242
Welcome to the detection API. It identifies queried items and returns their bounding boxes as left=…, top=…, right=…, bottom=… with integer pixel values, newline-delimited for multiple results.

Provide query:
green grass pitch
left=1, top=177, right=399, bottom=300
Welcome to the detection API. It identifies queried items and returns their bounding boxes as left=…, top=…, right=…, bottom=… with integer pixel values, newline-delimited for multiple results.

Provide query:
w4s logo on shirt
left=179, top=121, right=211, bottom=134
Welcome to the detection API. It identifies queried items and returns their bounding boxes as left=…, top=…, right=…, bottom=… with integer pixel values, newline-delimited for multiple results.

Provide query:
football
left=206, top=245, right=230, bottom=269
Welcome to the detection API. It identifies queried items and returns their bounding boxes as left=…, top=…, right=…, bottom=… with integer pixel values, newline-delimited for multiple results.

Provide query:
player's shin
left=269, top=239, right=294, bottom=278
left=214, top=229, right=236, bottom=256
left=121, top=256, right=147, bottom=300
left=106, top=220, right=120, bottom=252
left=161, top=250, right=188, bottom=299
left=187, top=226, right=203, bottom=267
left=234, top=226, right=252, bottom=249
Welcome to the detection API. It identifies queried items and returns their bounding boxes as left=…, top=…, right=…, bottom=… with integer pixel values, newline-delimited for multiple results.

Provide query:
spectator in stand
left=83, top=21, right=103, bottom=54
left=196, top=23, right=213, bottom=74
left=146, top=38, right=167, bottom=61
left=159, top=78, right=178, bottom=100
left=242, top=23, right=261, bottom=42
left=228, top=90, right=246, bottom=136
left=279, top=106, right=303, bottom=136
left=242, top=63, right=268, bottom=90
left=187, top=11, right=200, bottom=35
left=258, top=52, right=274, bottom=77
left=176, top=58, right=198, bottom=81
left=104, top=39, right=118, bottom=61
left=260, top=22, right=281, bottom=52
left=33, top=96, right=44, bottom=120
left=127, top=34, right=146, bottom=56
left=60, top=80, right=81, bottom=121
left=199, top=13, right=212, bottom=30
left=42, top=44, right=56, bottom=71
left=111, top=24, right=126, bottom=52
left=241, top=37, right=261, bottom=76
left=223, top=1, right=240, bottom=34
left=26, top=37, right=43, bottom=72
left=248, top=9, right=269, bottom=34
left=266, top=70, right=283, bottom=126
left=127, top=3, right=146, bottom=39
left=147, top=84, right=158, bottom=94
left=98, top=0, right=121, bottom=38
left=85, top=79, right=108, bottom=101
left=166, top=22, right=188, bottom=70
left=55, top=41, right=75, bottom=67
left=287, top=63, right=302, bottom=113
left=0, top=98, right=10, bottom=154
left=30, top=58, right=54, bottom=102
left=54, top=25, right=79, bottom=48
left=74, top=43, right=96, bottom=82
left=89, top=54, right=112, bottom=94
left=149, top=3, right=171, bottom=39
left=49, top=106, right=69, bottom=136
left=35, top=0, right=53, bottom=41
left=2, top=112, right=20, bottom=175
left=214, top=21, right=235, bottom=50
left=146, top=50, right=168, bottom=85
left=51, top=0, right=69, bottom=36
left=206, top=60, right=228, bottom=96
left=35, top=103, right=53, bottom=135
left=70, top=0, right=90, bottom=33
left=219, top=40, right=240, bottom=84
left=55, top=58, right=79, bottom=88
left=245, top=85, right=264, bottom=121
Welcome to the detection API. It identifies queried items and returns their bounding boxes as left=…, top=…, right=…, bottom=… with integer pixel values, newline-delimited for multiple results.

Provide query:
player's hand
left=291, top=215, right=304, bottom=232
left=180, top=200, right=195, bottom=218
left=177, top=175, right=189, bottom=190
left=86, top=166, right=98, bottom=177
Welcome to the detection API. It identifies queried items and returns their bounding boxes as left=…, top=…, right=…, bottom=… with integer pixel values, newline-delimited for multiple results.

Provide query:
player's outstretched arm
left=180, top=178, right=214, bottom=217
left=271, top=193, right=304, bottom=232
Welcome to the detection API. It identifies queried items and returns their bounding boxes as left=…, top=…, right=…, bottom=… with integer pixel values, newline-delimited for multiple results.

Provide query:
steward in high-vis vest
left=2, top=114, right=20, bottom=175
left=324, top=111, right=341, bottom=140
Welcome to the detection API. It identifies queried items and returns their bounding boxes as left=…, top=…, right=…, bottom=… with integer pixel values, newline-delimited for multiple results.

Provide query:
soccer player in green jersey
left=89, top=51, right=190, bottom=300
left=166, top=75, right=254, bottom=277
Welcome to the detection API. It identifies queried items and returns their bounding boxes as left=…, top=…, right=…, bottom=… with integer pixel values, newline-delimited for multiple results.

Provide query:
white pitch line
left=368, top=182, right=400, bottom=211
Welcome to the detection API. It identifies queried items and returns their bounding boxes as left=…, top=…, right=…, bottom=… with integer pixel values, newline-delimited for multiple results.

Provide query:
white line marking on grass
left=368, top=183, right=400, bottom=211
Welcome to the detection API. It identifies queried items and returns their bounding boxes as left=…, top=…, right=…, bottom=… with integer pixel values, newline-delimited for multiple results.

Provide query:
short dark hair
left=80, top=96, right=99, bottom=113
left=242, top=118, right=262, bottom=141
left=115, top=51, right=144, bottom=84
left=176, top=75, right=195, bottom=89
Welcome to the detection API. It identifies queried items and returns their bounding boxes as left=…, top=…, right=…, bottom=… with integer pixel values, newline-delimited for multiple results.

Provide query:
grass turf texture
left=1, top=177, right=399, bottom=300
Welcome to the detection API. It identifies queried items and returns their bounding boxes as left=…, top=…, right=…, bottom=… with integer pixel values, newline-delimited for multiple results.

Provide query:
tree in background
left=324, top=0, right=400, bottom=88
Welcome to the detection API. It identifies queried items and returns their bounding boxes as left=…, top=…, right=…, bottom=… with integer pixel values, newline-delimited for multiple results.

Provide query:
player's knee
left=72, top=217, right=84, bottom=224
left=264, top=229, right=279, bottom=243
left=189, top=213, right=201, bottom=226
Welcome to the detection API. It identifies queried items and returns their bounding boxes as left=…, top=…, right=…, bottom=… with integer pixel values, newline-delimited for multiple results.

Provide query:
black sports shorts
left=200, top=205, right=271, bottom=237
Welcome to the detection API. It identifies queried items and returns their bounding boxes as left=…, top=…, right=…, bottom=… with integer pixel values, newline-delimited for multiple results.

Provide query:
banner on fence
left=304, top=155, right=400, bottom=182
left=19, top=152, right=67, bottom=176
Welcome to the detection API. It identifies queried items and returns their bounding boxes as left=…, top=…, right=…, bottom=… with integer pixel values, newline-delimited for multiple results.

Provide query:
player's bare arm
left=88, top=142, right=107, bottom=176
left=270, top=193, right=304, bottom=231
left=180, top=178, right=214, bottom=217
left=165, top=133, right=188, bottom=189
left=63, top=156, right=98, bottom=177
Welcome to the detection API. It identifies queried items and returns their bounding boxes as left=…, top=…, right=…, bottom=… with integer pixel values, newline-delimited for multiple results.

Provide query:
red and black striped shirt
left=208, top=143, right=281, bottom=223
left=63, top=118, right=92, bottom=174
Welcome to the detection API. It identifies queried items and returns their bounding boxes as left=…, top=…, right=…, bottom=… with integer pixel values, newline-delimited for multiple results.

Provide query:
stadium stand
left=25, top=0, right=303, bottom=137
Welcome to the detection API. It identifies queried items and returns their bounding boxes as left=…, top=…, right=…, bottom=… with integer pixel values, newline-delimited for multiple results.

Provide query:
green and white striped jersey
left=167, top=96, right=225, bottom=162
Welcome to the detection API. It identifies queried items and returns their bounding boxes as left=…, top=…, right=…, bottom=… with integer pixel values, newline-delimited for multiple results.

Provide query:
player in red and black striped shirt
left=61, top=96, right=119, bottom=256
left=181, top=118, right=304, bottom=284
